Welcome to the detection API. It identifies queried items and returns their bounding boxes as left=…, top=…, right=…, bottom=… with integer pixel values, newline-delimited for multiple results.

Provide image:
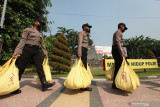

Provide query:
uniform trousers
left=16, top=44, right=45, bottom=80
left=81, top=47, right=88, bottom=70
left=112, top=46, right=123, bottom=84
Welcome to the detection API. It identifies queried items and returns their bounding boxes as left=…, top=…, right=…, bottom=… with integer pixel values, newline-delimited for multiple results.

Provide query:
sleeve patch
left=23, top=31, right=27, bottom=34
left=119, top=31, right=122, bottom=35
left=81, top=32, right=84, bottom=35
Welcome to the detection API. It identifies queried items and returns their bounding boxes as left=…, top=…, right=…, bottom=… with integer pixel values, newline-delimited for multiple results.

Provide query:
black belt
left=25, top=44, right=39, bottom=49
left=112, top=45, right=117, bottom=47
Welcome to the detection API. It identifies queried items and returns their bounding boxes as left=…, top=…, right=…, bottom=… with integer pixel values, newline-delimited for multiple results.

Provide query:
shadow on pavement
left=57, top=79, right=87, bottom=95
left=0, top=93, right=15, bottom=99
left=0, top=79, right=42, bottom=99
left=98, top=81, right=133, bottom=96
left=20, top=80, right=42, bottom=91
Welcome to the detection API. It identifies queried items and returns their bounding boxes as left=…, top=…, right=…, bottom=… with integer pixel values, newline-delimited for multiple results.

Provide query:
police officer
left=12, top=19, right=55, bottom=94
left=77, top=23, right=92, bottom=91
left=112, top=23, right=128, bottom=89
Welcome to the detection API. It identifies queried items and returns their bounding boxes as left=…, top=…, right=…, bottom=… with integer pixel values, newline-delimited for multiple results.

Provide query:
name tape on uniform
left=103, top=59, right=159, bottom=71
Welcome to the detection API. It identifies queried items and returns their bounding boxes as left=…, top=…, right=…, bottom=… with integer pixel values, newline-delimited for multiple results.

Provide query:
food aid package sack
left=87, top=64, right=93, bottom=80
left=106, top=63, right=115, bottom=81
left=0, top=58, right=20, bottom=95
left=36, top=58, right=52, bottom=82
left=115, top=57, right=140, bottom=91
left=64, top=59, right=91, bottom=89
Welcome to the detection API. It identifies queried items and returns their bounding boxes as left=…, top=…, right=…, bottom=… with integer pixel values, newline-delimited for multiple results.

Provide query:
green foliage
left=50, top=62, right=70, bottom=73
left=51, top=47, right=71, bottom=60
left=50, top=34, right=72, bottom=73
left=0, top=0, right=53, bottom=62
left=49, top=54, right=71, bottom=66
left=124, top=35, right=160, bottom=59
left=57, top=35, right=68, bottom=46
left=43, top=35, right=57, bottom=54
left=102, top=54, right=112, bottom=59
left=55, top=41, right=70, bottom=53
left=147, top=50, right=156, bottom=59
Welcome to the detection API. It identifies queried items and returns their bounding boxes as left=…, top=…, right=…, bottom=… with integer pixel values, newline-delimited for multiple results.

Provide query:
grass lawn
left=51, top=72, right=68, bottom=78
left=50, top=67, right=160, bottom=79
left=24, top=67, right=160, bottom=79
left=91, top=68, right=160, bottom=79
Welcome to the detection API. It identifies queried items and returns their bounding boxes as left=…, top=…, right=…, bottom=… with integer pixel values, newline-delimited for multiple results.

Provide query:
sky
left=46, top=0, right=160, bottom=46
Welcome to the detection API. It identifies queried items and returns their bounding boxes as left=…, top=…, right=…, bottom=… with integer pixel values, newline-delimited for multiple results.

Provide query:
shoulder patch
left=80, top=32, right=84, bottom=35
left=119, top=31, right=122, bottom=35
left=23, top=30, right=27, bottom=34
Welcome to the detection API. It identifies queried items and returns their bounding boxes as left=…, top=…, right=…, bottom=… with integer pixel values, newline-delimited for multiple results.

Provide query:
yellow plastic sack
left=0, top=58, right=12, bottom=77
left=129, top=65, right=140, bottom=88
left=87, top=64, right=93, bottom=80
left=115, top=57, right=140, bottom=91
left=106, top=63, right=115, bottom=81
left=64, top=59, right=91, bottom=89
left=36, top=58, right=52, bottom=82
left=0, top=58, right=20, bottom=95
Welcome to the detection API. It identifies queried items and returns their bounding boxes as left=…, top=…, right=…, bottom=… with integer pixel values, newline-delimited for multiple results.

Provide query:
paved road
left=0, top=78, right=160, bottom=107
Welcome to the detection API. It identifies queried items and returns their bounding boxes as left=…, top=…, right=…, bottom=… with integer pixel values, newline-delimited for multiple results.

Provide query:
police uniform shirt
left=77, top=31, right=89, bottom=55
left=112, top=30, right=124, bottom=55
left=14, top=27, right=47, bottom=55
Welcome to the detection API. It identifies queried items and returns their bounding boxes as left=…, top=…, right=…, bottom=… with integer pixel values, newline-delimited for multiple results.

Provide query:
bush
left=50, top=34, right=72, bottom=73
left=50, top=62, right=70, bottom=72
left=55, top=41, right=70, bottom=53
left=49, top=54, right=71, bottom=66
left=57, top=34, right=68, bottom=46
left=52, top=47, right=71, bottom=60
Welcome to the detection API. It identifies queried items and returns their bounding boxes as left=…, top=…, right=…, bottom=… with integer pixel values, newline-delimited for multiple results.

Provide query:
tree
left=124, top=35, right=160, bottom=59
left=0, top=0, right=53, bottom=62
left=56, top=27, right=78, bottom=55
left=49, top=34, right=72, bottom=73
left=147, top=50, right=156, bottom=59
left=152, top=40, right=160, bottom=57
left=57, top=27, right=73, bottom=36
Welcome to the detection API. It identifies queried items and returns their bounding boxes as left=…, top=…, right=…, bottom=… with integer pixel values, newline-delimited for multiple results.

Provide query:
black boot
left=80, top=87, right=92, bottom=91
left=11, top=89, right=21, bottom=94
left=40, top=78, right=55, bottom=91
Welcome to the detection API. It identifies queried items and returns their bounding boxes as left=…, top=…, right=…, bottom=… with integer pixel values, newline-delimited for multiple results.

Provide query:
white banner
left=94, top=46, right=112, bottom=56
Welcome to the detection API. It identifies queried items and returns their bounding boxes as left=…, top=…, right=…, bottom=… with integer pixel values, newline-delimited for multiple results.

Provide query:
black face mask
left=37, top=24, right=42, bottom=30
left=122, top=29, right=125, bottom=33
left=86, top=28, right=90, bottom=33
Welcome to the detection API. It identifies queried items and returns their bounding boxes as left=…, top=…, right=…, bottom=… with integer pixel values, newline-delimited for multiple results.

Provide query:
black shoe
left=80, top=87, right=92, bottom=91
left=11, top=89, right=21, bottom=94
left=40, top=78, right=55, bottom=91
left=42, top=82, right=55, bottom=91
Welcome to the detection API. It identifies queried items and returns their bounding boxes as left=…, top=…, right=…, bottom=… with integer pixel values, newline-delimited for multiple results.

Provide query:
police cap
left=118, top=23, right=128, bottom=30
left=34, top=19, right=46, bottom=26
left=82, top=23, right=92, bottom=29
